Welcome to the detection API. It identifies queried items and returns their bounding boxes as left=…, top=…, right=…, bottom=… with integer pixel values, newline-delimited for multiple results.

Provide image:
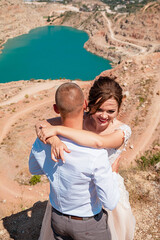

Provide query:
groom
left=29, top=82, right=120, bottom=240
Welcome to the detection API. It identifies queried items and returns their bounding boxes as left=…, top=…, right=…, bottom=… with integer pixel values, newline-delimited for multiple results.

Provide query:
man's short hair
left=55, top=83, right=84, bottom=116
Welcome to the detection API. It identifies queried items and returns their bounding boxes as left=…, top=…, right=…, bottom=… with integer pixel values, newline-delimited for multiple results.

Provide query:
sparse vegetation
left=133, top=115, right=139, bottom=126
left=105, top=12, right=115, bottom=18
left=139, top=96, right=145, bottom=104
left=100, top=0, right=157, bottom=13
left=80, top=4, right=90, bottom=12
left=47, top=16, right=51, bottom=22
left=37, top=0, right=62, bottom=2
left=61, top=11, right=76, bottom=24
left=136, top=151, right=160, bottom=170
left=108, top=46, right=116, bottom=50
left=29, top=175, right=41, bottom=185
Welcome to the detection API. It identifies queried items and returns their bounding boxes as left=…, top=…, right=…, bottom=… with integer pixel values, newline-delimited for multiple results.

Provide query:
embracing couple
left=29, top=76, right=135, bottom=240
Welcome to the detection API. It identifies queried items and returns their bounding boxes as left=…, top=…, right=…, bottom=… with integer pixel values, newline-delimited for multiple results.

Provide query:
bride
left=37, top=76, right=135, bottom=240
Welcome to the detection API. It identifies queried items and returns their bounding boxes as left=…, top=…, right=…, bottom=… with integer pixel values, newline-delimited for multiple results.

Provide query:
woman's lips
left=98, top=118, right=108, bottom=124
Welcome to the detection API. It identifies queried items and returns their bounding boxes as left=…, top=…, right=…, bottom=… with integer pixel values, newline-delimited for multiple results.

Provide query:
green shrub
left=108, top=47, right=116, bottom=50
left=29, top=175, right=41, bottom=185
left=136, top=151, right=160, bottom=170
left=47, top=16, right=51, bottom=22
left=139, top=96, right=145, bottom=103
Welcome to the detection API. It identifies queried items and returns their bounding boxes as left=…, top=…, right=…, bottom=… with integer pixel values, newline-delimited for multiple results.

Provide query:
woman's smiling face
left=91, top=98, right=119, bottom=128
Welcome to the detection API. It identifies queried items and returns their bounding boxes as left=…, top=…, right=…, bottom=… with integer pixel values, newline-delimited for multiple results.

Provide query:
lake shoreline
left=0, top=25, right=112, bottom=83
left=0, top=2, right=117, bottom=64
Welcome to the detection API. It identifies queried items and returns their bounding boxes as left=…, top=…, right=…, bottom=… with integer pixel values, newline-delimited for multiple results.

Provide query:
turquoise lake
left=0, top=26, right=112, bottom=83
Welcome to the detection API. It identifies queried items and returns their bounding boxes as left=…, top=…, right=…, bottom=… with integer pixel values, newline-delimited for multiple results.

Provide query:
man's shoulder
left=83, top=146, right=107, bottom=156
left=31, top=138, right=52, bottom=163
left=60, top=137, right=108, bottom=157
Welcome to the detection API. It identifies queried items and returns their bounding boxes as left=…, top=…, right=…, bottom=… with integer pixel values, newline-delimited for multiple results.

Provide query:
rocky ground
left=0, top=0, right=160, bottom=239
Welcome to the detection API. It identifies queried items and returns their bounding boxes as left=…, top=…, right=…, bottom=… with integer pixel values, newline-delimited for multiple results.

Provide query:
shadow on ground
left=2, top=201, right=47, bottom=240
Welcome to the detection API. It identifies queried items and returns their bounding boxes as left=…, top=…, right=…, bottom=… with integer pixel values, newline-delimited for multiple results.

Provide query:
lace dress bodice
left=108, top=124, right=132, bottom=165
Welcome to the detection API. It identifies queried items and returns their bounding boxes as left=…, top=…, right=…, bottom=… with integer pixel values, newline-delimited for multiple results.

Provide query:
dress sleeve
left=108, top=124, right=131, bottom=165
left=116, top=124, right=132, bottom=148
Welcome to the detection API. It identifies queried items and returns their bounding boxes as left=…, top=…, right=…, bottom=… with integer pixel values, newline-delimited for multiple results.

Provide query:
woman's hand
left=39, top=125, right=58, bottom=143
left=47, top=136, right=71, bottom=163
left=35, top=121, right=58, bottom=144
left=35, top=120, right=51, bottom=143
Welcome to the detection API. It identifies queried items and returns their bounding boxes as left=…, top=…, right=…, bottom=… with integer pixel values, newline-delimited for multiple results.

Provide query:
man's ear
left=83, top=99, right=88, bottom=110
left=53, top=104, right=60, bottom=114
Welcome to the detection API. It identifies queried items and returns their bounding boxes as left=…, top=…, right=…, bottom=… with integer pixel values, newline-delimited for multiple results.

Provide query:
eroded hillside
left=1, top=1, right=160, bottom=63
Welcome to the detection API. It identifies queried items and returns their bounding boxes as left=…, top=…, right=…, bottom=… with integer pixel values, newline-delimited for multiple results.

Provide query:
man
left=29, top=83, right=120, bottom=240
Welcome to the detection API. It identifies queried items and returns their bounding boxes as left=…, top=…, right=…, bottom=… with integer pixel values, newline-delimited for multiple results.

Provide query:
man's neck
left=61, top=115, right=83, bottom=130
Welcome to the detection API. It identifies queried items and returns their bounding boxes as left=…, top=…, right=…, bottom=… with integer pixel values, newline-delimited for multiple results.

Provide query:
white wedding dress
left=38, top=124, right=135, bottom=240
left=107, top=124, right=135, bottom=240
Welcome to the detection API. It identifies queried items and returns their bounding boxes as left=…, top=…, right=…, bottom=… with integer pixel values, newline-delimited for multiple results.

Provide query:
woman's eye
left=108, top=110, right=115, bottom=114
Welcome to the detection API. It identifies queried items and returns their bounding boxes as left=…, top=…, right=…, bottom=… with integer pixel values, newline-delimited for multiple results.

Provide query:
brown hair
left=88, top=76, right=123, bottom=114
left=55, top=82, right=84, bottom=116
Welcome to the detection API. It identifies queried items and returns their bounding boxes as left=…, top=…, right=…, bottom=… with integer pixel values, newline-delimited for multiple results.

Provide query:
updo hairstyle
left=88, top=76, right=123, bottom=115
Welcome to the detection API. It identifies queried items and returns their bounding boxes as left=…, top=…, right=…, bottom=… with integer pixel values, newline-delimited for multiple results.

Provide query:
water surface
left=0, top=26, right=112, bottom=83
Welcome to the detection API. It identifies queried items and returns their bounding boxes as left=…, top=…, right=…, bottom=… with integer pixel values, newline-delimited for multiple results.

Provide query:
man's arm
left=93, top=150, right=120, bottom=211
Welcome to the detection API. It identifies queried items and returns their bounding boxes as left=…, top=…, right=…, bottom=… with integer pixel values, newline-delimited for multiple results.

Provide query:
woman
left=37, top=76, right=135, bottom=240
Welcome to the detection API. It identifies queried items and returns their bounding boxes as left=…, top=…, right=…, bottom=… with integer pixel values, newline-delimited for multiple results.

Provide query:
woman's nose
left=100, top=112, right=108, bottom=119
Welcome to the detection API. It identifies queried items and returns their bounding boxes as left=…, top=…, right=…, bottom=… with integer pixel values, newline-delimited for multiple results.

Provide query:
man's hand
left=47, top=136, right=71, bottom=163
left=112, top=156, right=121, bottom=173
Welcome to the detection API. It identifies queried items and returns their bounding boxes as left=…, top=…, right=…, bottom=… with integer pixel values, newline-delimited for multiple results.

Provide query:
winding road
left=102, top=12, right=146, bottom=54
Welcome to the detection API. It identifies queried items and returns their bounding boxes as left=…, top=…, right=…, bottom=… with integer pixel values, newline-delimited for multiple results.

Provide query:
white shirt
left=29, top=137, right=120, bottom=217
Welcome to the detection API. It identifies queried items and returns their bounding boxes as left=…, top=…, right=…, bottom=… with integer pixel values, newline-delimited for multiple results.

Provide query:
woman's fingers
left=63, top=144, right=71, bottom=153
left=59, top=144, right=71, bottom=163
left=41, top=127, right=50, bottom=143
left=55, top=147, right=65, bottom=163
left=50, top=141, right=71, bottom=163
left=38, top=130, right=46, bottom=144
left=51, top=148, right=58, bottom=162
left=51, top=153, right=58, bottom=162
